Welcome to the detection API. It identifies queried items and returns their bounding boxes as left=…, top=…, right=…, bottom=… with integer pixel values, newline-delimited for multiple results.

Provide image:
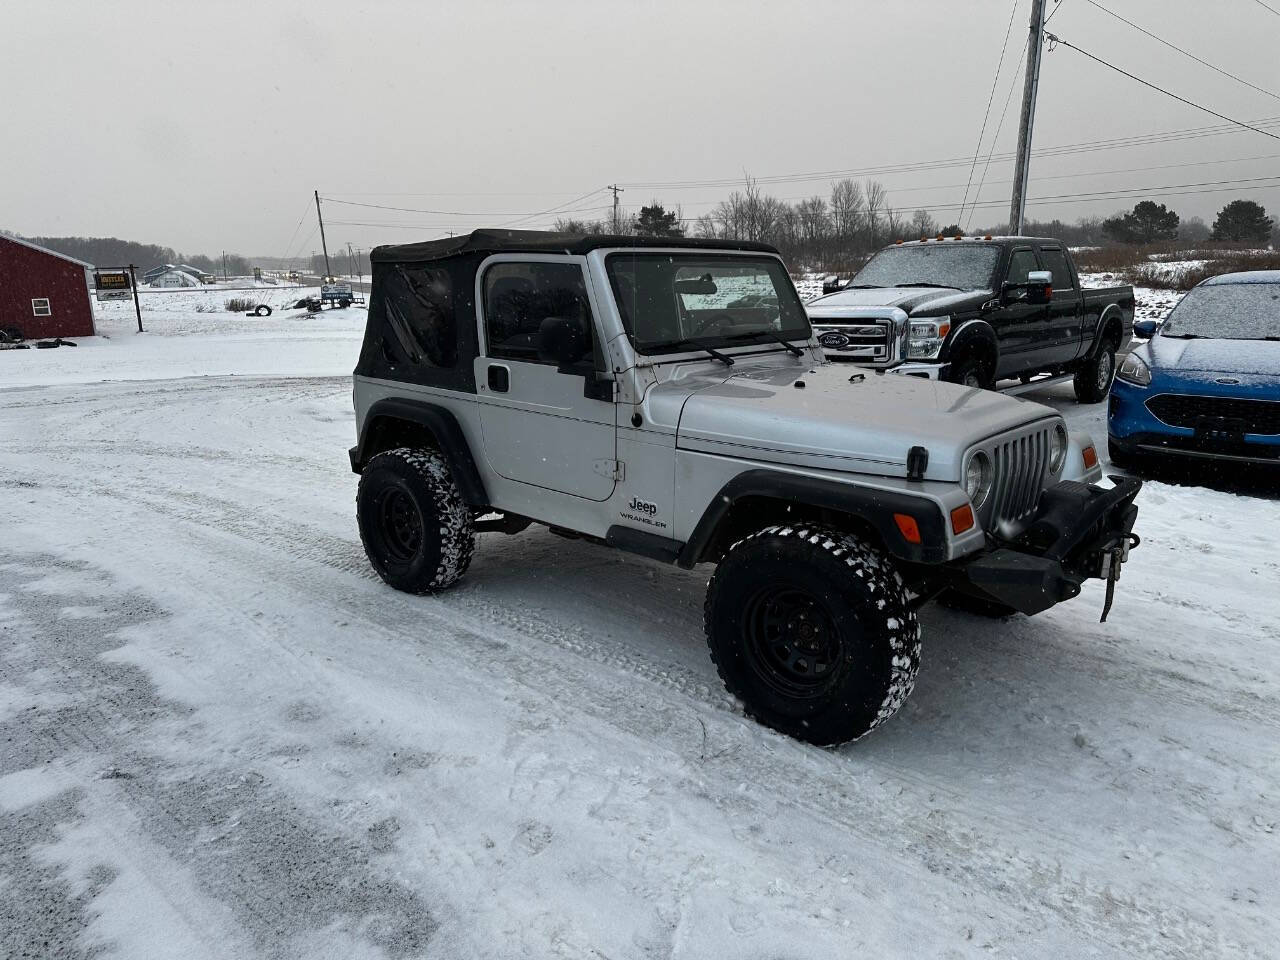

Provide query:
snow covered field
left=2, top=301, right=1278, bottom=959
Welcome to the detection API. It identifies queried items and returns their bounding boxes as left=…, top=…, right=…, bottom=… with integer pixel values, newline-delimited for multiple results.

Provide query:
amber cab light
left=950, top=504, right=975, bottom=535
left=893, top=513, right=922, bottom=544
left=1082, top=445, right=1099, bottom=468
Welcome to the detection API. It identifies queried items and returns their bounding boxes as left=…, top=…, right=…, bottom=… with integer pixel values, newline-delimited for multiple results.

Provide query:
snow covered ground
left=2, top=301, right=1277, bottom=959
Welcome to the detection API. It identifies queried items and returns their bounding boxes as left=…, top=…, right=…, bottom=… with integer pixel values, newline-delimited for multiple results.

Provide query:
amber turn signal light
left=950, top=504, right=975, bottom=534
left=893, top=513, right=922, bottom=544
left=1082, top=445, right=1098, bottom=469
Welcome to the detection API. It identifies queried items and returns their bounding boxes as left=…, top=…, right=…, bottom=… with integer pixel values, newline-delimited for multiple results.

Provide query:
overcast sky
left=4, top=0, right=1279, bottom=256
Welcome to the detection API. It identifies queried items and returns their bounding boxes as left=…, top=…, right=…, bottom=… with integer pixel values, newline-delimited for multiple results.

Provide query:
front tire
left=357, top=447, right=475, bottom=593
left=947, top=349, right=995, bottom=390
left=705, top=525, right=921, bottom=746
left=1074, top=341, right=1117, bottom=403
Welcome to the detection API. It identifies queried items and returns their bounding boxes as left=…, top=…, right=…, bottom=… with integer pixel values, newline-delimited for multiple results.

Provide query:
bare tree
left=864, top=180, right=887, bottom=248
left=829, top=179, right=864, bottom=249
left=910, top=208, right=937, bottom=238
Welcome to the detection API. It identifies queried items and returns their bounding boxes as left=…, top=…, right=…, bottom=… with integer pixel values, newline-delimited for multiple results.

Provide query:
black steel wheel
left=357, top=447, right=475, bottom=593
left=705, top=525, right=920, bottom=746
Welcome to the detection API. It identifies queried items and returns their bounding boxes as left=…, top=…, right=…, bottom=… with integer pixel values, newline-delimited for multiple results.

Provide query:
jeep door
left=474, top=255, right=617, bottom=501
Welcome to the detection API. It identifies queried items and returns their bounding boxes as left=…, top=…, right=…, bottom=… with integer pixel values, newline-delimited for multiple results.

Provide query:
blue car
left=1109, top=271, right=1280, bottom=469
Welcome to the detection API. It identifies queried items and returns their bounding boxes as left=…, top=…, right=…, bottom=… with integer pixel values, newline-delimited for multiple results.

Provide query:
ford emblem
left=1214, top=377, right=1240, bottom=385
left=819, top=332, right=850, bottom=349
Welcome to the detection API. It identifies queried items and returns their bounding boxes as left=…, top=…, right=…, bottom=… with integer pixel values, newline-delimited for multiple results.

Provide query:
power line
left=959, top=0, right=1023, bottom=222
left=499, top=187, right=610, bottom=228
left=1080, top=0, right=1280, bottom=103
left=1046, top=31, right=1280, bottom=142
left=318, top=196, right=605, bottom=218
left=966, top=41, right=1027, bottom=227
left=1249, top=0, right=1280, bottom=17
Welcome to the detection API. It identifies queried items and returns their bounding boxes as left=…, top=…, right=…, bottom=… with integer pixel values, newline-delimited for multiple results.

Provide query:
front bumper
left=958, top=476, right=1142, bottom=618
left=1109, top=376, right=1280, bottom=464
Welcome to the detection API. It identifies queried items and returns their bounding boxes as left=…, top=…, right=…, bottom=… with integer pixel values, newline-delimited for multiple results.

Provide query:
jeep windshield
left=605, top=253, right=810, bottom=355
left=1160, top=282, right=1280, bottom=340
left=849, top=244, right=1001, bottom=291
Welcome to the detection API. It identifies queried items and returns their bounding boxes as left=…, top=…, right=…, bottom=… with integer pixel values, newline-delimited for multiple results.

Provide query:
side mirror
left=537, top=315, right=589, bottom=369
left=822, top=276, right=844, bottom=295
left=1025, top=270, right=1053, bottom=305
left=1133, top=319, right=1159, bottom=339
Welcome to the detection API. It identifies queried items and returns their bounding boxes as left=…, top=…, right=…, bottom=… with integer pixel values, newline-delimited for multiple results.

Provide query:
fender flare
left=349, top=398, right=488, bottom=507
left=943, top=318, right=999, bottom=369
left=676, top=469, right=951, bottom=568
left=1088, top=305, right=1125, bottom=357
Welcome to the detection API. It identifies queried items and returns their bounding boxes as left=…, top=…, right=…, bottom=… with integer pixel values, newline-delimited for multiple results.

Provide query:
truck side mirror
left=537, top=315, right=590, bottom=369
left=1026, top=270, right=1053, bottom=305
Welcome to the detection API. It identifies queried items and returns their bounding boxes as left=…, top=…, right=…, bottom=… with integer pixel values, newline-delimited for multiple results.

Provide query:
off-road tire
left=357, top=447, right=475, bottom=593
left=705, top=525, right=921, bottom=746
left=1074, top=339, right=1118, bottom=403
left=936, top=588, right=1018, bottom=619
left=947, top=349, right=995, bottom=390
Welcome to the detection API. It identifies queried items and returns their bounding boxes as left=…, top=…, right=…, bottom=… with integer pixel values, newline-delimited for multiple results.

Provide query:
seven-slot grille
left=814, top=320, right=892, bottom=361
left=1146, top=394, right=1280, bottom=435
left=985, top=426, right=1053, bottom=530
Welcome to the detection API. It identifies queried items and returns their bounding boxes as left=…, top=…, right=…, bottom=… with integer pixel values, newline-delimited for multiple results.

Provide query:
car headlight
left=1049, top=423, right=1068, bottom=473
left=906, top=317, right=951, bottom=359
left=964, top=451, right=992, bottom=507
left=1117, top=352, right=1152, bottom=386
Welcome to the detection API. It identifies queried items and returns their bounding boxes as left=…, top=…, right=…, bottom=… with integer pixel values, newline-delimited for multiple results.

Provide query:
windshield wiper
left=893, top=281, right=958, bottom=289
left=647, top=338, right=735, bottom=365
left=840, top=283, right=882, bottom=289
left=725, top=329, right=804, bottom=356
left=1160, top=333, right=1202, bottom=339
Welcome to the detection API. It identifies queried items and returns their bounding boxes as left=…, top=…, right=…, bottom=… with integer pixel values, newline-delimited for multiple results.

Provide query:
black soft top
left=370, top=229, right=780, bottom=264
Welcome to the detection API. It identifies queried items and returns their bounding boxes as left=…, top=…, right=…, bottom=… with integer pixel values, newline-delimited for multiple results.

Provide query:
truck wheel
left=1074, top=340, right=1118, bottom=403
left=705, top=525, right=920, bottom=746
left=357, top=447, right=475, bottom=593
left=947, top=350, right=994, bottom=390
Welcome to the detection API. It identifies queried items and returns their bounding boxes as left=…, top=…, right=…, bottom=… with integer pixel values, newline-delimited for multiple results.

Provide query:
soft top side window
left=483, top=261, right=595, bottom=365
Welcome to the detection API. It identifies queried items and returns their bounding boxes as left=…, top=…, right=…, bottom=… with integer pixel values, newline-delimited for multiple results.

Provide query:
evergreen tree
left=1210, top=200, right=1273, bottom=244
left=634, top=203, right=684, bottom=238
left=1101, top=201, right=1180, bottom=244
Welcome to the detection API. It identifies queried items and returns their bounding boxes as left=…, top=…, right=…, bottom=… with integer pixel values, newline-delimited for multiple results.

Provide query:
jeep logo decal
left=627, top=496, right=658, bottom=516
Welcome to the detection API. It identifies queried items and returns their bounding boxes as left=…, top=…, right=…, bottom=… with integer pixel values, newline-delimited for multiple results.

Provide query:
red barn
left=0, top=234, right=97, bottom=340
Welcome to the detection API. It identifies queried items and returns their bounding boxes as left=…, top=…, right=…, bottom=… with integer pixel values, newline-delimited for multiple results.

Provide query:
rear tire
left=357, top=447, right=475, bottom=593
left=1074, top=341, right=1118, bottom=403
left=705, top=525, right=921, bottom=746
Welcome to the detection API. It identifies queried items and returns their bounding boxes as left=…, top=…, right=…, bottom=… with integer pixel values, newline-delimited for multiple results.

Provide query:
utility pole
left=221, top=251, right=227, bottom=281
left=314, top=189, right=332, bottom=279
left=608, top=184, right=624, bottom=232
left=1009, top=0, right=1047, bottom=236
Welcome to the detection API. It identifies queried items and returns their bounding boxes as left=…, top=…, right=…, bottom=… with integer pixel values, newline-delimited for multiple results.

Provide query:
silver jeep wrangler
left=349, top=230, right=1141, bottom=745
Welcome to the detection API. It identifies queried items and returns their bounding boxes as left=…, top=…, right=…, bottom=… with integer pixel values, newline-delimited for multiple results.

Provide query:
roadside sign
left=321, top=281, right=353, bottom=301
left=94, top=270, right=132, bottom=302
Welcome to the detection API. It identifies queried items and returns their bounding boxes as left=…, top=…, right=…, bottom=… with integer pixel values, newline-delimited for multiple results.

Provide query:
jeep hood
left=672, top=362, right=1056, bottom=480
left=807, top=286, right=991, bottom=318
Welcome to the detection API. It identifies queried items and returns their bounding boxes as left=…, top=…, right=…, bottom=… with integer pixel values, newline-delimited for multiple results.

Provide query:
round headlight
left=964, top=451, right=992, bottom=507
left=1049, top=423, right=1068, bottom=473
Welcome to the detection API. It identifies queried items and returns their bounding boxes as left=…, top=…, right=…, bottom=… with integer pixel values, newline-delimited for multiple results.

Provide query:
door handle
left=487, top=365, right=509, bottom=392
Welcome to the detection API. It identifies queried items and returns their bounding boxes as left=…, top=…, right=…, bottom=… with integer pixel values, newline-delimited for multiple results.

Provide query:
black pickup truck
left=807, top=237, right=1134, bottom=402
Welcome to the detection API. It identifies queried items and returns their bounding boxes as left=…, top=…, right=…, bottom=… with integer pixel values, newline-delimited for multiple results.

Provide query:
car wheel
left=704, top=525, right=920, bottom=746
left=357, top=447, right=475, bottom=593
left=1074, top=342, right=1117, bottom=403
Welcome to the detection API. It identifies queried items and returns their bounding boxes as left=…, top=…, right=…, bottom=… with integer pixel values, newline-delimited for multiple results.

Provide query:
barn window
left=32, top=298, right=51, bottom=317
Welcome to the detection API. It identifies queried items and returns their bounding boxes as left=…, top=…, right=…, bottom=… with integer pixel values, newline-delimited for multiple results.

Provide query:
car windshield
left=850, top=244, right=1001, bottom=290
left=1161, top=282, right=1280, bottom=339
left=606, top=253, right=810, bottom=354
